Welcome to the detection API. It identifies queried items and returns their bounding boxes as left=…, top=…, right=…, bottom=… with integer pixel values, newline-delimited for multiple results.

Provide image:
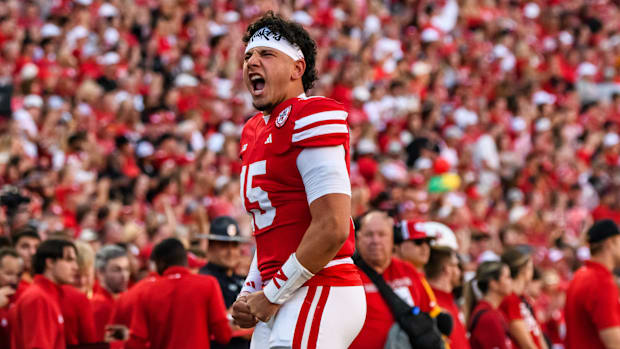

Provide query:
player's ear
left=291, top=59, right=306, bottom=81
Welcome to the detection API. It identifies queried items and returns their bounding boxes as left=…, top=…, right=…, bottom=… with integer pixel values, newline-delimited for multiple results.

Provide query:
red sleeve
left=206, top=277, right=232, bottom=344
left=499, top=294, right=523, bottom=322
left=589, top=278, right=620, bottom=330
left=19, top=297, right=57, bottom=349
left=290, top=98, right=349, bottom=148
left=475, top=312, right=510, bottom=349
left=75, top=292, right=98, bottom=344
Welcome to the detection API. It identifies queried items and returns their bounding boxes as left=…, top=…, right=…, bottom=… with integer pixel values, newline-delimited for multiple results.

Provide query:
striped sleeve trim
left=291, top=124, right=349, bottom=143
left=294, top=110, right=348, bottom=130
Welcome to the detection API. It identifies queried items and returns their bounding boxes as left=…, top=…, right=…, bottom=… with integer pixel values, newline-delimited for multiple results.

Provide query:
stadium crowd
left=0, top=0, right=620, bottom=348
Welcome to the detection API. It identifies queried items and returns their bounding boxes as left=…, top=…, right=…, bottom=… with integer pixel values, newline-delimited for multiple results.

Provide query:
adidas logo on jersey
left=265, top=134, right=272, bottom=144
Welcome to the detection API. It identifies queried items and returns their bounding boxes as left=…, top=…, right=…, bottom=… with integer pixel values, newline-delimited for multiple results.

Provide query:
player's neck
left=265, top=85, right=305, bottom=116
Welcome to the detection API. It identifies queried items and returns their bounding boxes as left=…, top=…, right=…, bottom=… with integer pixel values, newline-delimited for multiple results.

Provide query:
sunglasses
left=412, top=239, right=431, bottom=246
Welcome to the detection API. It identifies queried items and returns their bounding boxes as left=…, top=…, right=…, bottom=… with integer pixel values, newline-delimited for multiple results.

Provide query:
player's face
left=51, top=247, right=78, bottom=285
left=15, top=237, right=40, bottom=271
left=243, top=47, right=295, bottom=113
left=357, top=217, right=393, bottom=270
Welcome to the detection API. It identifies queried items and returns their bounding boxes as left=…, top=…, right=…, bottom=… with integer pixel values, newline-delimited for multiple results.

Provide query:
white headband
left=245, top=27, right=304, bottom=61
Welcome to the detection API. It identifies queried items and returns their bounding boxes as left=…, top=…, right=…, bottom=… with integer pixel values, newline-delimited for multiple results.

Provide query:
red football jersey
left=239, top=95, right=360, bottom=286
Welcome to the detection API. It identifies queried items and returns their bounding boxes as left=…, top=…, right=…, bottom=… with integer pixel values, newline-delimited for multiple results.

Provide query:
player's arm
left=294, top=145, right=351, bottom=272
left=507, top=320, right=539, bottom=349
left=232, top=252, right=261, bottom=328
left=600, top=327, right=620, bottom=349
left=246, top=145, right=351, bottom=321
left=296, top=192, right=350, bottom=272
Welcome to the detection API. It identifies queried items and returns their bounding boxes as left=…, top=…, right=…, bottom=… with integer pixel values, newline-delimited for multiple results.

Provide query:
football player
left=231, top=11, right=366, bottom=349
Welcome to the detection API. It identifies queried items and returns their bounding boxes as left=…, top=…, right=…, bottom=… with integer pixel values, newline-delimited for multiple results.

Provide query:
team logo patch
left=276, top=105, right=291, bottom=128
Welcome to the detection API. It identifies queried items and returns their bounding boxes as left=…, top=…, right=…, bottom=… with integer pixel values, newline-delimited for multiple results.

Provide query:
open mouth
left=250, top=74, right=265, bottom=95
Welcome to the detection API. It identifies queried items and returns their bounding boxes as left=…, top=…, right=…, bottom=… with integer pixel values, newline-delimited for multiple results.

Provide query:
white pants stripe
left=250, top=285, right=366, bottom=349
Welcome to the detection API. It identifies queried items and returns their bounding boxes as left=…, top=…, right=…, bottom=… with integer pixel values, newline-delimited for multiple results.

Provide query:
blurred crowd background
left=0, top=0, right=620, bottom=346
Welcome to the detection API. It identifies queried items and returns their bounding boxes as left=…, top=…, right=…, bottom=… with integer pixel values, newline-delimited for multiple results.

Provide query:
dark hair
left=0, top=248, right=19, bottom=266
left=32, top=239, right=77, bottom=275
left=464, top=261, right=506, bottom=324
left=12, top=228, right=41, bottom=246
left=501, top=247, right=531, bottom=279
left=425, top=248, right=454, bottom=280
left=243, top=11, right=318, bottom=92
left=151, top=238, right=187, bottom=273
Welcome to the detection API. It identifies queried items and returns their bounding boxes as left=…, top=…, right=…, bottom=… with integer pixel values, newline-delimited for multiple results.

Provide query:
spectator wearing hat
left=499, top=248, right=548, bottom=349
left=199, top=216, right=250, bottom=349
left=565, top=219, right=620, bottom=349
left=128, top=238, right=231, bottom=349
left=350, top=211, right=427, bottom=349
left=394, top=220, right=443, bottom=317
left=425, top=224, right=470, bottom=349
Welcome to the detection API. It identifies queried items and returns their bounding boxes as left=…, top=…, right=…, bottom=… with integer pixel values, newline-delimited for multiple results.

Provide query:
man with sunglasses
left=394, top=220, right=442, bottom=317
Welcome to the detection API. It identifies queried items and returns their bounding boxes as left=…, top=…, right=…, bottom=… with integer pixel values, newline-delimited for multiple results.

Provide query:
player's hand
left=232, top=293, right=259, bottom=328
left=0, top=286, right=15, bottom=308
left=245, top=291, right=280, bottom=323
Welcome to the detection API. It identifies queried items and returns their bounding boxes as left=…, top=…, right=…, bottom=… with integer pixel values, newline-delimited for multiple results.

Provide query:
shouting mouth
left=249, top=73, right=265, bottom=96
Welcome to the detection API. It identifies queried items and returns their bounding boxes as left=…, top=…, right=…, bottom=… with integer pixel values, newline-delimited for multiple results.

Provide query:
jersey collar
left=262, top=93, right=307, bottom=125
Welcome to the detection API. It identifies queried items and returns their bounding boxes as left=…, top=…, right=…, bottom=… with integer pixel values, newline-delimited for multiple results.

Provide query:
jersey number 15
left=240, top=160, right=276, bottom=229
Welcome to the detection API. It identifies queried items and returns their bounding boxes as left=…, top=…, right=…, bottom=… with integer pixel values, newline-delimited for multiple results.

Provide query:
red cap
left=397, top=219, right=437, bottom=241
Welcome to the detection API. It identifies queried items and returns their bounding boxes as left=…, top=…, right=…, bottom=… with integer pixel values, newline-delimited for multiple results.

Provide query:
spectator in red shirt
left=10, top=239, right=78, bottom=349
left=128, top=238, right=231, bottom=349
left=12, top=229, right=40, bottom=294
left=58, top=282, right=98, bottom=346
left=350, top=211, right=429, bottom=349
left=465, top=261, right=513, bottom=349
left=0, top=248, right=20, bottom=349
left=426, top=248, right=471, bottom=349
left=394, top=220, right=443, bottom=316
left=91, top=245, right=130, bottom=341
left=565, top=219, right=620, bottom=349
left=110, top=271, right=158, bottom=331
left=499, top=248, right=548, bottom=349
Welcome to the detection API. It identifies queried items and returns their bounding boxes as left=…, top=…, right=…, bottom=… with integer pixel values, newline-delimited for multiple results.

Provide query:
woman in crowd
left=466, top=261, right=513, bottom=349
left=499, top=248, right=548, bottom=349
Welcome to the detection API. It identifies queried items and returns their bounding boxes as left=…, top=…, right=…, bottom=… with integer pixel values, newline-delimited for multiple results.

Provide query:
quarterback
left=230, top=12, right=366, bottom=349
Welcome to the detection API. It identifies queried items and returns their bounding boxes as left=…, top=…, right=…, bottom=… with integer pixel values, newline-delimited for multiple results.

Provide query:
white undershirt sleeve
left=240, top=251, right=263, bottom=295
left=296, top=145, right=351, bottom=205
